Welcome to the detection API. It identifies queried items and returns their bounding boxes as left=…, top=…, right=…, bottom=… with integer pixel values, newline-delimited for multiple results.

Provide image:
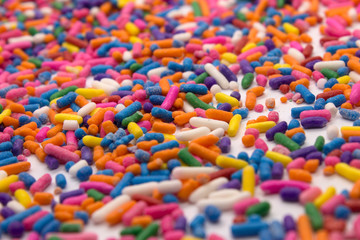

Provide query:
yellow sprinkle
left=221, top=53, right=237, bottom=64
left=89, top=108, right=101, bottom=116
left=314, top=186, right=336, bottom=208
left=0, top=175, right=18, bottom=192
left=337, top=76, right=350, bottom=84
left=55, top=114, right=83, bottom=124
left=215, top=92, right=239, bottom=107
left=228, top=114, right=242, bottom=137
left=66, top=66, right=82, bottom=74
left=265, top=151, right=293, bottom=167
left=62, top=42, right=79, bottom=53
left=216, top=155, right=248, bottom=170
left=274, top=63, right=291, bottom=69
left=50, top=97, right=61, bottom=106
left=127, top=122, right=143, bottom=139
left=241, top=43, right=256, bottom=53
left=181, top=237, right=203, bottom=240
left=125, top=22, right=140, bottom=36
left=220, top=59, right=231, bottom=66
left=335, top=163, right=360, bottom=182
left=118, top=0, right=132, bottom=8
left=129, top=36, right=142, bottom=44
left=283, top=23, right=300, bottom=35
left=242, top=165, right=255, bottom=196
left=14, top=189, right=32, bottom=208
left=0, top=109, right=12, bottom=124
left=83, top=135, right=103, bottom=147
left=246, top=121, right=276, bottom=133
left=75, top=88, right=105, bottom=99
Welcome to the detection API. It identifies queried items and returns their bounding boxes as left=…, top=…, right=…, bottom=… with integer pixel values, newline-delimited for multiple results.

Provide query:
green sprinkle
left=87, top=189, right=104, bottom=201
left=136, top=223, right=159, bottom=240
left=0, top=104, right=3, bottom=113
left=192, top=1, right=202, bottom=17
left=93, top=20, right=100, bottom=27
left=122, top=111, right=143, bottom=127
left=314, top=136, right=325, bottom=151
left=274, top=133, right=300, bottom=151
left=186, top=92, right=215, bottom=110
left=194, top=72, right=209, bottom=84
left=246, top=202, right=271, bottom=217
left=47, top=237, right=63, bottom=240
left=130, top=63, right=143, bottom=72
left=178, top=148, right=202, bottom=167
left=260, top=16, right=267, bottom=23
left=50, top=86, right=78, bottom=101
left=28, top=27, right=38, bottom=36
left=28, top=58, right=42, bottom=68
left=121, top=226, right=144, bottom=236
left=241, top=73, right=254, bottom=89
left=17, top=14, right=26, bottom=22
left=54, top=26, right=64, bottom=38
left=236, top=12, right=247, bottom=22
left=305, top=202, right=323, bottom=230
left=320, top=68, right=338, bottom=79
left=52, top=2, right=63, bottom=10
left=277, top=0, right=285, bottom=8
left=60, top=223, right=82, bottom=232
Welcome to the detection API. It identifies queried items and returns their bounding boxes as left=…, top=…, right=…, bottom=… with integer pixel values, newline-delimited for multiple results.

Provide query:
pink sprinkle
left=9, top=181, right=26, bottom=194
left=255, top=138, right=268, bottom=152
left=244, top=128, right=259, bottom=139
left=268, top=111, right=279, bottom=123
left=254, top=104, right=263, bottom=112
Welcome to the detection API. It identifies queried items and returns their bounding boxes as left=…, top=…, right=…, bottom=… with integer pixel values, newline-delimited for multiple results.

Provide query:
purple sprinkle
left=1, top=207, right=15, bottom=219
left=219, top=64, right=237, bottom=82
left=301, top=117, right=328, bottom=129
left=305, top=151, right=323, bottom=163
left=12, top=139, right=23, bottom=156
left=0, top=193, right=12, bottom=206
left=230, top=91, right=241, bottom=101
left=45, top=155, right=60, bottom=170
left=143, top=102, right=153, bottom=113
left=59, top=189, right=85, bottom=203
left=204, top=77, right=217, bottom=89
left=340, top=151, right=353, bottom=164
left=221, top=16, right=235, bottom=25
left=265, top=121, right=288, bottom=141
left=305, top=60, right=321, bottom=71
left=174, top=216, right=187, bottom=231
left=290, top=146, right=317, bottom=159
left=283, top=215, right=296, bottom=231
left=264, top=39, right=275, bottom=51
left=356, top=50, right=360, bottom=58
left=8, top=221, right=25, bottom=238
left=269, top=76, right=296, bottom=90
left=195, top=68, right=205, bottom=75
left=349, top=136, right=360, bottom=142
left=83, top=115, right=91, bottom=128
left=111, top=91, right=134, bottom=97
left=94, top=73, right=112, bottom=81
left=218, top=137, right=231, bottom=153
left=280, top=187, right=301, bottom=202
left=81, top=146, right=93, bottom=165
left=271, top=162, right=284, bottom=179
left=240, top=60, right=254, bottom=74
left=219, top=179, right=241, bottom=190
left=217, top=103, right=232, bottom=112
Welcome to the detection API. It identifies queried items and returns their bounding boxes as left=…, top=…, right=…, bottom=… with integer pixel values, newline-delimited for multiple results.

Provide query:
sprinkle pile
left=1, top=0, right=360, bottom=239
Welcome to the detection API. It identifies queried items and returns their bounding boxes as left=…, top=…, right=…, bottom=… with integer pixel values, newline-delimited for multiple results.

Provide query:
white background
left=22, top=9, right=360, bottom=240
